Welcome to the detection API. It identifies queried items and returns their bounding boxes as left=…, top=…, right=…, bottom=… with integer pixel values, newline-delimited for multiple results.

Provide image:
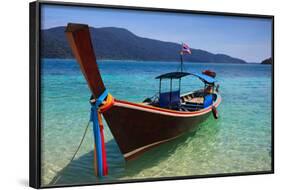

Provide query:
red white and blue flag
left=181, top=43, right=192, bottom=54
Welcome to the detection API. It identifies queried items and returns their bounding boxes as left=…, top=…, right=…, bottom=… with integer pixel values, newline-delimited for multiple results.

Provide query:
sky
left=41, top=4, right=272, bottom=63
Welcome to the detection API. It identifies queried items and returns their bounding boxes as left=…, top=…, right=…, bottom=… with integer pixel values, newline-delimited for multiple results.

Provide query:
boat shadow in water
left=48, top=129, right=200, bottom=186
left=123, top=117, right=221, bottom=178
left=123, top=130, right=198, bottom=177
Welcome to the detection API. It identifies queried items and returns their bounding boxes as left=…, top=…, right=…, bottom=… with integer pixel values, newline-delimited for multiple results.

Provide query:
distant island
left=261, top=57, right=272, bottom=65
left=41, top=26, right=247, bottom=63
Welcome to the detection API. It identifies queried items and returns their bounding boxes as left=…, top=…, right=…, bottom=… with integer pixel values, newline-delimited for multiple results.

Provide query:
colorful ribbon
left=90, top=89, right=114, bottom=177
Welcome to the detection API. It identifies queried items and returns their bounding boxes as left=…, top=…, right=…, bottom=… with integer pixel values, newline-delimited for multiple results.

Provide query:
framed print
left=29, top=1, right=274, bottom=188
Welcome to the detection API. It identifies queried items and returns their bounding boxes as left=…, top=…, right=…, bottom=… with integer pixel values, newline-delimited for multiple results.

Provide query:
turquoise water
left=41, top=59, right=272, bottom=186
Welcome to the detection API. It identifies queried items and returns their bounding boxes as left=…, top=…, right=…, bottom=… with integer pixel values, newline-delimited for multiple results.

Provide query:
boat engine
left=216, top=84, right=220, bottom=92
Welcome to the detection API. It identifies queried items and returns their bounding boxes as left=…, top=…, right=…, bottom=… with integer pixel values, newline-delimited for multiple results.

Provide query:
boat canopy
left=155, top=71, right=216, bottom=84
left=155, top=72, right=189, bottom=79
left=186, top=72, right=217, bottom=84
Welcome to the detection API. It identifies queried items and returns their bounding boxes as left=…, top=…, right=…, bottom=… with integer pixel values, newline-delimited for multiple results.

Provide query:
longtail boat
left=65, top=23, right=221, bottom=164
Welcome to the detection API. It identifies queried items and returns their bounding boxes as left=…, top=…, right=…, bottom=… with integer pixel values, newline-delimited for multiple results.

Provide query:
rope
left=50, top=91, right=115, bottom=184
left=90, top=90, right=114, bottom=177
left=50, top=121, right=90, bottom=185
left=70, top=121, right=90, bottom=162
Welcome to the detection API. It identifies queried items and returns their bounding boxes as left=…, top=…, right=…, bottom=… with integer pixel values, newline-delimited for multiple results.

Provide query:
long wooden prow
left=65, top=23, right=106, bottom=98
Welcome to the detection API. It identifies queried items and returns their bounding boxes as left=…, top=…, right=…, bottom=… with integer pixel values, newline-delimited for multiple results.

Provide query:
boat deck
left=182, top=96, right=204, bottom=104
left=143, top=90, right=217, bottom=112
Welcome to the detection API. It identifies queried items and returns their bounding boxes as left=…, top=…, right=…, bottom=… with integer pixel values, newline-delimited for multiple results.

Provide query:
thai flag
left=181, top=43, right=192, bottom=54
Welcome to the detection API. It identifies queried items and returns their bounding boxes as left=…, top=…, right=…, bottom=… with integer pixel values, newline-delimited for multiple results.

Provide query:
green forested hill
left=41, top=26, right=247, bottom=63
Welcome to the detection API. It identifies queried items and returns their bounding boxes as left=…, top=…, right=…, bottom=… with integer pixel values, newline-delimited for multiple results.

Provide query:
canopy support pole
left=179, top=78, right=181, bottom=93
left=159, top=79, right=162, bottom=97
left=170, top=78, right=172, bottom=106
left=180, top=53, right=183, bottom=72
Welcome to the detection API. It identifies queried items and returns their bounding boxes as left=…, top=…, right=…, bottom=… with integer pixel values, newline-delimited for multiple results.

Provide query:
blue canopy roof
left=155, top=72, right=189, bottom=79
left=155, top=71, right=216, bottom=84
left=186, top=72, right=217, bottom=84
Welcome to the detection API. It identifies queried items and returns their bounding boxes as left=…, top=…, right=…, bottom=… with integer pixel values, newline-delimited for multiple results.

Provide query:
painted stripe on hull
left=114, top=94, right=221, bottom=117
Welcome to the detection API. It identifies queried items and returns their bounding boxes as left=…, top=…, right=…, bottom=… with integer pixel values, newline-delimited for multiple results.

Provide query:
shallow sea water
left=41, top=59, right=272, bottom=186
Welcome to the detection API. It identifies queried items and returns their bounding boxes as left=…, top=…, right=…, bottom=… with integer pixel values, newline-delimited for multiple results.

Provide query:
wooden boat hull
left=104, top=93, right=221, bottom=160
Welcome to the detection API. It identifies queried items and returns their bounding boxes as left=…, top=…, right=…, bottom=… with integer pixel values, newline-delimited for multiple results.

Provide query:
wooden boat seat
left=182, top=94, right=214, bottom=110
left=186, top=97, right=204, bottom=104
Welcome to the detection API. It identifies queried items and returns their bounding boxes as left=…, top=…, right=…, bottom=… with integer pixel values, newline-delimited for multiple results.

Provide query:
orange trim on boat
left=100, top=93, right=115, bottom=113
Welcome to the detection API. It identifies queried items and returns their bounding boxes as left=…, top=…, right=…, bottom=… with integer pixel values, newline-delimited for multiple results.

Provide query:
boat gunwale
left=113, top=92, right=221, bottom=117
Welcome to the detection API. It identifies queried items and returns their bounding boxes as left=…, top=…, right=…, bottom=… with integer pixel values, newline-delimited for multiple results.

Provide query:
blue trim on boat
left=155, top=71, right=216, bottom=84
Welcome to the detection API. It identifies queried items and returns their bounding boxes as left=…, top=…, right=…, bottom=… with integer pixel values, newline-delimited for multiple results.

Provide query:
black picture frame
left=29, top=0, right=274, bottom=188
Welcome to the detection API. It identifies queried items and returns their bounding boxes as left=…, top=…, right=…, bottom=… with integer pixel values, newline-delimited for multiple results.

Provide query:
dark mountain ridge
left=261, top=57, right=272, bottom=64
left=41, top=26, right=247, bottom=63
